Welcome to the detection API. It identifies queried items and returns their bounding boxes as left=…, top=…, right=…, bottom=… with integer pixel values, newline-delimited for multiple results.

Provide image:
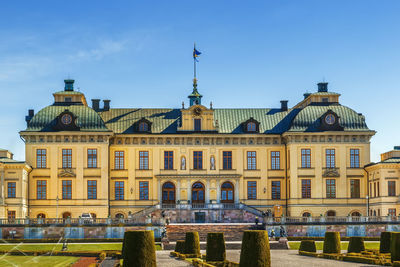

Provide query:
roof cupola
left=64, top=79, right=75, bottom=91
left=317, top=82, right=328, bottom=92
left=188, top=78, right=203, bottom=106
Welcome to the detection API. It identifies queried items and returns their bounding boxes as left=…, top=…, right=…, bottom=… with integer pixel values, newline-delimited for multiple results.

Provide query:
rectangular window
left=271, top=151, right=280, bottom=170
left=87, top=180, right=97, bottom=200
left=388, top=208, right=397, bottom=216
left=7, top=211, right=15, bottom=219
left=388, top=181, right=396, bottom=197
left=193, top=151, right=203, bottom=169
left=139, top=151, right=149, bottom=170
left=36, top=149, right=46, bottom=168
left=115, top=151, right=124, bottom=170
left=223, top=151, right=232, bottom=170
left=37, top=180, right=47, bottom=200
left=62, top=180, right=72, bottom=200
left=326, top=149, right=335, bottom=168
left=7, top=182, right=16, bottom=198
left=271, top=181, right=281, bottom=200
left=62, top=149, right=72, bottom=168
left=115, top=181, right=124, bottom=200
left=139, top=181, right=149, bottom=200
left=326, top=179, right=336, bottom=199
left=350, top=179, right=360, bottom=198
left=301, top=179, right=311, bottom=198
left=350, top=149, right=360, bottom=168
left=87, top=149, right=97, bottom=168
left=377, top=181, right=380, bottom=197
left=164, top=151, right=173, bottom=170
left=194, top=119, right=201, bottom=131
left=247, top=181, right=257, bottom=200
left=374, top=182, right=376, bottom=197
left=247, top=151, right=256, bottom=170
left=301, top=149, right=311, bottom=168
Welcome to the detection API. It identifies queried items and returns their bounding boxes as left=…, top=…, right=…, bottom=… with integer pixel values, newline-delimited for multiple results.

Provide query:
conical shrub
left=323, top=232, right=341, bottom=254
left=380, top=231, right=392, bottom=253
left=206, top=232, right=226, bottom=262
left=299, top=240, right=316, bottom=252
left=122, top=230, right=156, bottom=267
left=391, top=232, right=400, bottom=262
left=239, top=230, right=271, bottom=267
left=175, top=240, right=185, bottom=253
left=184, top=232, right=200, bottom=256
left=347, top=237, right=365, bottom=253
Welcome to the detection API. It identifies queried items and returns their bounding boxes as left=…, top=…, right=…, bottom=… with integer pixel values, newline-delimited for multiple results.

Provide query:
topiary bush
left=239, top=230, right=271, bottom=267
left=322, top=232, right=341, bottom=254
left=299, top=240, right=316, bottom=252
left=391, top=232, right=400, bottom=262
left=206, top=232, right=226, bottom=262
left=184, top=232, right=201, bottom=256
left=347, top=237, right=365, bottom=253
left=380, top=232, right=392, bottom=253
left=122, top=230, right=156, bottom=267
left=175, top=240, right=185, bottom=253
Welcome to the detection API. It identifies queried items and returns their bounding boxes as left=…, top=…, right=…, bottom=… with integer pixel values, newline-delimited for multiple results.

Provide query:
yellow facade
left=17, top=79, right=379, bottom=219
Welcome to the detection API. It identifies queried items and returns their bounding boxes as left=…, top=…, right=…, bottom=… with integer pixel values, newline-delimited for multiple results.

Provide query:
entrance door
left=62, top=212, right=71, bottom=219
left=162, top=182, right=175, bottom=204
left=221, top=182, right=234, bottom=203
left=192, top=182, right=205, bottom=204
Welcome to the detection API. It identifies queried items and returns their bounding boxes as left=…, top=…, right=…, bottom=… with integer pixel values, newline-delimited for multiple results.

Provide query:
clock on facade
left=61, top=114, right=72, bottom=125
left=325, top=114, right=335, bottom=125
left=194, top=107, right=202, bottom=115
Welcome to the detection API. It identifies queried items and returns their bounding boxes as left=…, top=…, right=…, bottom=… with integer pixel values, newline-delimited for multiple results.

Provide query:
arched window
left=221, top=182, right=234, bottom=203
left=162, top=182, right=175, bottom=204
left=115, top=213, right=124, bottom=219
left=139, top=122, right=149, bottom=132
left=62, top=212, right=71, bottom=219
left=90, top=213, right=97, bottom=219
left=37, top=213, right=46, bottom=219
left=302, top=212, right=311, bottom=217
left=192, top=182, right=205, bottom=204
left=326, top=210, right=336, bottom=217
left=351, top=211, right=361, bottom=217
left=247, top=122, right=256, bottom=132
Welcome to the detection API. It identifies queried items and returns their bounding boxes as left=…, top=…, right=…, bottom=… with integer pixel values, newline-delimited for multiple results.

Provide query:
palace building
left=18, top=79, right=376, bottom=220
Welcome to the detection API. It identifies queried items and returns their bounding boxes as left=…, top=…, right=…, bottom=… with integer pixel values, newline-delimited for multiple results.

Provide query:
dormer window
left=194, top=119, right=201, bottom=131
left=247, top=122, right=256, bottom=132
left=139, top=122, right=149, bottom=132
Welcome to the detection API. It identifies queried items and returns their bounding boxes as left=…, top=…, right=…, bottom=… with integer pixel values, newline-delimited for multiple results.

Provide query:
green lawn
left=0, top=243, right=162, bottom=252
left=288, top=241, right=380, bottom=250
left=0, top=256, right=79, bottom=267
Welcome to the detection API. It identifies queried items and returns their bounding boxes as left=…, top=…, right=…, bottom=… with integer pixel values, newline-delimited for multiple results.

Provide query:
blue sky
left=0, top=0, right=399, bottom=161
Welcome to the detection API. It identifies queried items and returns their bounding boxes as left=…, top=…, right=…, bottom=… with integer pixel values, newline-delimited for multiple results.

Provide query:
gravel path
left=156, top=251, right=191, bottom=266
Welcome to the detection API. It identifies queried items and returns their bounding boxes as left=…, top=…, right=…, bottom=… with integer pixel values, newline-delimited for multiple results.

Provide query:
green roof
left=288, top=105, right=370, bottom=132
left=25, top=105, right=110, bottom=132
left=311, top=92, right=340, bottom=96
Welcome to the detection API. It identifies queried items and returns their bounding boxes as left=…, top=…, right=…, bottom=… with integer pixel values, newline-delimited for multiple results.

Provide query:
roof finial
left=210, top=101, right=213, bottom=109
left=182, top=101, right=185, bottom=109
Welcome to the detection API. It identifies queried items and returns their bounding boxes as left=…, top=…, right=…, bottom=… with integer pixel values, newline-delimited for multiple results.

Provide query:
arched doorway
left=162, top=182, right=175, bottom=204
left=115, top=213, right=124, bottom=219
left=351, top=211, right=361, bottom=217
left=221, top=182, right=234, bottom=203
left=192, top=182, right=205, bottom=204
left=302, top=212, right=311, bottom=217
left=62, top=212, right=71, bottom=219
left=326, top=210, right=336, bottom=217
left=37, top=213, right=46, bottom=219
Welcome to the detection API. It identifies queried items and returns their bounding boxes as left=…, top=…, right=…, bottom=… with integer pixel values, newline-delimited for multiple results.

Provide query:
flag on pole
left=193, top=46, right=201, bottom=61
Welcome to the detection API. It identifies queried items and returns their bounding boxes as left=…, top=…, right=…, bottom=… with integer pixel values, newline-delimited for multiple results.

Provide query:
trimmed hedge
left=299, top=240, right=316, bottom=252
left=380, top=232, right=392, bottom=253
left=391, top=232, right=400, bottom=262
left=393, top=262, right=400, bottom=267
left=342, top=255, right=380, bottom=265
left=288, top=236, right=380, bottom=241
left=185, top=232, right=201, bottom=256
left=347, top=237, right=365, bottom=253
left=298, top=251, right=319, bottom=257
left=122, top=230, right=156, bottom=267
left=175, top=240, right=185, bottom=253
left=239, top=230, right=270, bottom=267
left=206, top=232, right=226, bottom=262
left=323, top=232, right=341, bottom=254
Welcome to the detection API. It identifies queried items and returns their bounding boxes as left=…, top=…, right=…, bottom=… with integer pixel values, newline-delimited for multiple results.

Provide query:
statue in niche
left=181, top=156, right=186, bottom=170
left=210, top=156, right=215, bottom=170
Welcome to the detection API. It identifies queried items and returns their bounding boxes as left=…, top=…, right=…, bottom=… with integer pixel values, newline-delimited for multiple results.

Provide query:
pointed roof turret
left=188, top=78, right=203, bottom=106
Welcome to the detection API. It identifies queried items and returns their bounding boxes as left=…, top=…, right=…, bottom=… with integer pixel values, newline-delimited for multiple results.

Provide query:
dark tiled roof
left=288, top=104, right=370, bottom=132
left=25, top=105, right=110, bottom=132
left=380, top=158, right=400, bottom=164
left=0, top=158, right=26, bottom=164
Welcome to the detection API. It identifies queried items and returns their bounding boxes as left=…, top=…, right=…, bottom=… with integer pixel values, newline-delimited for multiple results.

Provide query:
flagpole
left=193, top=43, right=197, bottom=80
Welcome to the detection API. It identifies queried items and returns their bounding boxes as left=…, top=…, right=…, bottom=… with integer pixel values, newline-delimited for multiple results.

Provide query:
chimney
left=280, top=100, right=288, bottom=111
left=303, top=93, right=311, bottom=99
left=103, top=100, right=110, bottom=111
left=64, top=79, right=75, bottom=91
left=25, top=109, right=34, bottom=125
left=92, top=99, right=100, bottom=111
left=317, top=82, right=328, bottom=92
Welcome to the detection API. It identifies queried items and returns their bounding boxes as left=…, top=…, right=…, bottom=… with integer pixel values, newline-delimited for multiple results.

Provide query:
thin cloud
left=69, top=39, right=128, bottom=61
